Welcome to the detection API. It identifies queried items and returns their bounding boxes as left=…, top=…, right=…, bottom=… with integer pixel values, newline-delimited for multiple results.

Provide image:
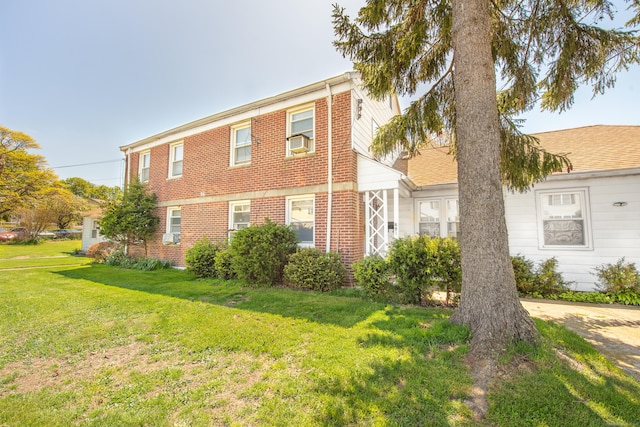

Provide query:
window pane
left=542, top=193, right=581, bottom=219
left=291, top=199, right=314, bottom=221
left=173, top=144, right=183, bottom=161
left=543, top=220, right=584, bottom=245
left=291, top=222, right=313, bottom=243
left=235, top=146, right=251, bottom=163
left=419, top=223, right=440, bottom=237
left=235, top=127, right=251, bottom=147
left=140, top=167, right=149, bottom=182
left=291, top=110, right=313, bottom=138
left=141, top=153, right=150, bottom=168
left=233, top=211, right=250, bottom=225
left=172, top=160, right=183, bottom=176
left=419, top=201, right=440, bottom=222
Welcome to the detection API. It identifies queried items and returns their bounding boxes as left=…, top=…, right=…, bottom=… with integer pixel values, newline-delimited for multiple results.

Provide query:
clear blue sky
left=1, top=0, right=638, bottom=188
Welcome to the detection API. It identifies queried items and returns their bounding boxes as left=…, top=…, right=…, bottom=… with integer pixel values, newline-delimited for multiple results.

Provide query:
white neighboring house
left=401, top=125, right=640, bottom=291
left=81, top=209, right=108, bottom=252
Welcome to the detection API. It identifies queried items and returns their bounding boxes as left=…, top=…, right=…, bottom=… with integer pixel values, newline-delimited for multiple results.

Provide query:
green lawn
left=0, top=242, right=638, bottom=426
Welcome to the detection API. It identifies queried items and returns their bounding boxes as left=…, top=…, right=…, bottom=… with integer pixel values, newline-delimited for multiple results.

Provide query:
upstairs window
left=537, top=189, right=591, bottom=249
left=169, top=142, right=183, bottom=178
left=231, top=122, right=251, bottom=166
left=287, top=106, right=314, bottom=155
left=139, top=151, right=150, bottom=182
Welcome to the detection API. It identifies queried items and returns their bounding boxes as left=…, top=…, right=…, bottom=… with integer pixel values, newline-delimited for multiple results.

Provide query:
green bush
left=610, top=289, right=640, bottom=305
left=185, top=237, right=223, bottom=278
left=228, top=219, right=298, bottom=286
left=387, top=236, right=461, bottom=305
left=214, top=248, right=236, bottom=280
left=557, top=291, right=614, bottom=304
left=105, top=249, right=172, bottom=270
left=352, top=255, right=392, bottom=300
left=511, top=255, right=572, bottom=296
left=284, top=248, right=346, bottom=292
left=86, top=241, right=120, bottom=262
left=593, top=257, right=640, bottom=294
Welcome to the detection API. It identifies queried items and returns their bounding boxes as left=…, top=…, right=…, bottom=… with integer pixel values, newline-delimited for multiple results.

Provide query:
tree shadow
left=55, top=265, right=385, bottom=328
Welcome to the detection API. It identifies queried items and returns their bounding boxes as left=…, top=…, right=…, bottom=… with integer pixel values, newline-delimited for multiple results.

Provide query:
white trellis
left=364, top=189, right=399, bottom=256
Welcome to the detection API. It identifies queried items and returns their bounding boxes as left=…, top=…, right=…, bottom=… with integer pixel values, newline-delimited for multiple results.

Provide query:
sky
left=1, top=0, right=638, bottom=189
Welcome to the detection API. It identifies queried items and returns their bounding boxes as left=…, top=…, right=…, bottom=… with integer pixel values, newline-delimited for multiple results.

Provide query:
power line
left=51, top=159, right=123, bottom=169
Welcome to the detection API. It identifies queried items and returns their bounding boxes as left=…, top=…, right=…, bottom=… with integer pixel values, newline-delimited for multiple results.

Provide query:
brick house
left=120, top=72, right=402, bottom=271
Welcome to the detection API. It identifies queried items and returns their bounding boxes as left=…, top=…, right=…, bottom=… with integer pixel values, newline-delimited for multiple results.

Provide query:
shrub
left=352, top=255, right=392, bottom=300
left=214, top=248, right=236, bottom=280
left=105, top=249, right=172, bottom=270
left=511, top=255, right=572, bottom=296
left=86, top=241, right=119, bottom=262
left=185, top=237, right=223, bottom=278
left=387, top=236, right=461, bottom=305
left=593, top=258, right=640, bottom=294
left=228, top=219, right=298, bottom=286
left=284, top=248, right=346, bottom=292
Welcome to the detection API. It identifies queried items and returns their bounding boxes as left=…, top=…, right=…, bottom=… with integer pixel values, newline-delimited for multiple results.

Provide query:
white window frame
left=230, top=122, right=252, bottom=166
left=168, top=142, right=183, bottom=178
left=167, top=207, right=181, bottom=243
left=139, top=151, right=150, bottom=183
left=286, top=105, right=315, bottom=156
left=229, top=200, right=251, bottom=238
left=536, top=188, right=592, bottom=250
left=415, top=197, right=459, bottom=239
left=286, top=195, right=315, bottom=247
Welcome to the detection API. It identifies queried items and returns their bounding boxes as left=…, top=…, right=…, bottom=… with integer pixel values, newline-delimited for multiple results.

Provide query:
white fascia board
left=121, top=72, right=359, bottom=154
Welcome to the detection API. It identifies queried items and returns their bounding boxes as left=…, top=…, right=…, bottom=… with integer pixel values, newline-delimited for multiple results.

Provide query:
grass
left=1, top=242, right=639, bottom=426
left=0, top=240, right=88, bottom=269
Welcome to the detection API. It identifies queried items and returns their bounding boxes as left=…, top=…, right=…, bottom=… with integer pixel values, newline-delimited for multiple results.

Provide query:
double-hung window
left=169, top=142, right=183, bottom=178
left=229, top=201, right=250, bottom=236
left=167, top=207, right=181, bottom=243
left=537, top=189, right=591, bottom=249
left=417, top=198, right=459, bottom=239
left=287, top=106, right=314, bottom=155
left=287, top=195, right=314, bottom=247
left=231, top=122, right=251, bottom=166
left=139, top=151, right=150, bottom=183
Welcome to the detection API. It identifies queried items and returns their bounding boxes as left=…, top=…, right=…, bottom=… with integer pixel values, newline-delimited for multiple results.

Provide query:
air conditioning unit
left=162, top=233, right=179, bottom=245
left=288, top=134, right=310, bottom=153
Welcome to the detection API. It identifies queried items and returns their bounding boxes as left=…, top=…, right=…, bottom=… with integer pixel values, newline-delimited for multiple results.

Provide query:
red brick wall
left=126, top=91, right=362, bottom=279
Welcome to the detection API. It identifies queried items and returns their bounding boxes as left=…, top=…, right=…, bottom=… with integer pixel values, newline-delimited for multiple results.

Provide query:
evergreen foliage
left=185, top=237, right=223, bottom=278
left=284, top=248, right=347, bottom=292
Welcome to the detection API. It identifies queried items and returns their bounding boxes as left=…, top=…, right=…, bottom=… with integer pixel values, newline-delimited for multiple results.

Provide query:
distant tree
left=99, top=179, right=159, bottom=254
left=63, top=177, right=122, bottom=201
left=0, top=125, right=59, bottom=217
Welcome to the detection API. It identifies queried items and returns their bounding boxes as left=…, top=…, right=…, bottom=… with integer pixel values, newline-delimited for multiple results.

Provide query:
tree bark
left=448, top=0, right=537, bottom=354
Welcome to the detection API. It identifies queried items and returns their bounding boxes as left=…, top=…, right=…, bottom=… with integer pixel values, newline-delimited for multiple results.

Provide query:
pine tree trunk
left=448, top=0, right=537, bottom=354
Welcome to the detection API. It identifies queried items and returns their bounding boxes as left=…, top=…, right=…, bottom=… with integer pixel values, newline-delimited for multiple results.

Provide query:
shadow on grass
left=56, top=264, right=387, bottom=328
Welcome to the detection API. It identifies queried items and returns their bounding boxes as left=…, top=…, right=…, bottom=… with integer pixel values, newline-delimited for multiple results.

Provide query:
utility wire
left=51, top=158, right=123, bottom=169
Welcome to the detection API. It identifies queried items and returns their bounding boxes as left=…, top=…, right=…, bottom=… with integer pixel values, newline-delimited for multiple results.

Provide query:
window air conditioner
left=288, top=134, right=310, bottom=153
left=162, top=233, right=179, bottom=245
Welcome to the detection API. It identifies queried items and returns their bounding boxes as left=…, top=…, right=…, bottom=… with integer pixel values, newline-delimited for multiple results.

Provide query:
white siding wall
left=81, top=217, right=108, bottom=252
left=505, top=173, right=640, bottom=291
left=351, top=85, right=400, bottom=165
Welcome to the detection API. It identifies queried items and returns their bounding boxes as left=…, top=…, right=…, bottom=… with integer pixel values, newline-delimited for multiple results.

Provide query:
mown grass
left=0, top=242, right=638, bottom=426
left=0, top=240, right=88, bottom=269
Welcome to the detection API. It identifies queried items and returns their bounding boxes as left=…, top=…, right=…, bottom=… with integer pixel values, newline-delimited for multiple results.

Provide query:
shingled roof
left=407, top=125, right=640, bottom=187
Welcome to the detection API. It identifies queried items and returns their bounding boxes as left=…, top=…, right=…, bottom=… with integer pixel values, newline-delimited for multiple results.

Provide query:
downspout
left=325, top=82, right=333, bottom=253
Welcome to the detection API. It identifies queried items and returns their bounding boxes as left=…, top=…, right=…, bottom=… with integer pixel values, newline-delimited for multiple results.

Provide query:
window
left=537, top=189, right=590, bottom=248
left=417, top=198, right=459, bottom=239
left=287, top=195, right=314, bottom=246
left=287, top=106, right=314, bottom=155
left=91, top=220, right=99, bottom=239
left=139, top=151, right=150, bottom=182
left=169, top=142, right=183, bottom=178
left=167, top=207, right=181, bottom=243
left=231, top=123, right=251, bottom=165
left=229, top=201, right=250, bottom=236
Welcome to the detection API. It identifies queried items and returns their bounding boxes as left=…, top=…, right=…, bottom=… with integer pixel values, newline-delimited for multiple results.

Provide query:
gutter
left=325, top=82, right=333, bottom=253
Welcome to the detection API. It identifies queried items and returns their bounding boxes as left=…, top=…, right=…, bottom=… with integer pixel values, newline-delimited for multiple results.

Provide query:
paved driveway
left=521, top=298, right=640, bottom=383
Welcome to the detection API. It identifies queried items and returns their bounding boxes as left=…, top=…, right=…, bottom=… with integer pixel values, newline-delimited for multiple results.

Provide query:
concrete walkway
left=521, top=298, right=640, bottom=383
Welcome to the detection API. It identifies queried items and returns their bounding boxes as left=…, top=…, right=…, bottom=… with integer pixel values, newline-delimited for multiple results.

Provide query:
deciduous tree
left=99, top=179, right=159, bottom=254
left=333, top=0, right=639, bottom=354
